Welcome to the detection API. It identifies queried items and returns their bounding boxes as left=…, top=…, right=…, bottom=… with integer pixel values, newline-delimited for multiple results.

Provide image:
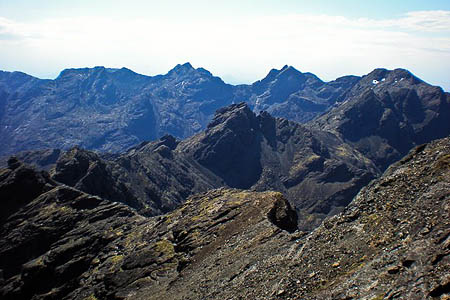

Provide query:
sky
left=0, top=0, right=449, bottom=90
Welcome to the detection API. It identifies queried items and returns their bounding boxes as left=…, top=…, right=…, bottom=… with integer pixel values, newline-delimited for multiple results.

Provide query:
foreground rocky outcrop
left=0, top=159, right=298, bottom=299
left=132, top=136, right=450, bottom=300
left=1, top=136, right=449, bottom=300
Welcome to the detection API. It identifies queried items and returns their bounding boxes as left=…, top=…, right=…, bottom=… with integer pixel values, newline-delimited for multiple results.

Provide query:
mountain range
left=1, top=134, right=449, bottom=300
left=4, top=63, right=446, bottom=157
left=2, top=65, right=449, bottom=227
left=0, top=63, right=449, bottom=299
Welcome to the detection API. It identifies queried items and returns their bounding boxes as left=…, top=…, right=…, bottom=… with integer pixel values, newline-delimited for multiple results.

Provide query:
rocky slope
left=0, top=158, right=298, bottom=300
left=311, top=68, right=450, bottom=170
left=269, top=136, right=450, bottom=300
left=1, top=136, right=449, bottom=300
left=41, top=103, right=377, bottom=229
left=178, top=103, right=378, bottom=228
left=0, top=64, right=362, bottom=156
left=7, top=84, right=449, bottom=228
left=50, top=136, right=223, bottom=216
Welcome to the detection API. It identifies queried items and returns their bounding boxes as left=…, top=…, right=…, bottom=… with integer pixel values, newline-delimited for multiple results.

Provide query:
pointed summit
left=256, top=65, right=303, bottom=86
left=278, top=65, right=302, bottom=77
left=169, top=62, right=195, bottom=74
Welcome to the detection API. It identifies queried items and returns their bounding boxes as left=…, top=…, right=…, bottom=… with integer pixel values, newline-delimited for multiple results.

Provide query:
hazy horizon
left=1, top=0, right=449, bottom=90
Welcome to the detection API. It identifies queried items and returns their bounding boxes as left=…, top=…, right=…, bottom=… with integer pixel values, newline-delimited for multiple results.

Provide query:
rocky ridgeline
left=311, top=68, right=450, bottom=170
left=2, top=64, right=447, bottom=157
left=1, top=63, right=449, bottom=299
left=10, top=103, right=375, bottom=229
left=3, top=86, right=449, bottom=228
left=0, top=136, right=448, bottom=299
left=0, top=64, right=347, bottom=156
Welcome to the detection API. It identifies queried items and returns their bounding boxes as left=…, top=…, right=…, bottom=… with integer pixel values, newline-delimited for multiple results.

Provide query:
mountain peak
left=207, top=102, right=255, bottom=129
left=256, top=65, right=303, bottom=87
left=278, top=65, right=302, bottom=77
left=170, top=62, right=194, bottom=73
left=364, top=67, right=422, bottom=85
left=56, top=66, right=106, bottom=80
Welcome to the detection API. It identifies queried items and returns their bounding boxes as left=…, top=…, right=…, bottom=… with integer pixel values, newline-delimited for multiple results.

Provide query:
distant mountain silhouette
left=0, top=64, right=364, bottom=156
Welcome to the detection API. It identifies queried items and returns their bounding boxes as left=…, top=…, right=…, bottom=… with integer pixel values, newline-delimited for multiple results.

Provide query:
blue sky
left=1, top=0, right=449, bottom=90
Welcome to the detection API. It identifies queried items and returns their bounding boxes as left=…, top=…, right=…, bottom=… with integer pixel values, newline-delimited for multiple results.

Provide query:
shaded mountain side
left=0, top=148, right=61, bottom=171
left=50, top=137, right=224, bottom=216
left=178, top=103, right=378, bottom=229
left=46, top=103, right=377, bottom=229
left=5, top=83, right=449, bottom=229
left=310, top=68, right=450, bottom=170
left=0, top=64, right=360, bottom=156
left=249, top=66, right=360, bottom=122
left=1, top=136, right=448, bottom=300
left=0, top=160, right=298, bottom=300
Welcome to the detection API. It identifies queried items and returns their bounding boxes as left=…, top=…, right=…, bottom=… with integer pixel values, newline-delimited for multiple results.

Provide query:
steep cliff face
left=179, top=103, right=378, bottom=228
left=311, top=68, right=450, bottom=170
left=46, top=103, right=377, bottom=229
left=1, top=137, right=448, bottom=300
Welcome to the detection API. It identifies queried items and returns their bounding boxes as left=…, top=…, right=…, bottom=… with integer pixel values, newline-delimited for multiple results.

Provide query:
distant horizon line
left=0, top=63, right=446, bottom=92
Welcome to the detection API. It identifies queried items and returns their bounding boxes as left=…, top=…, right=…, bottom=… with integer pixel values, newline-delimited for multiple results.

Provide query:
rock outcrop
left=1, top=136, right=449, bottom=300
left=0, top=160, right=298, bottom=300
left=45, top=103, right=377, bottom=229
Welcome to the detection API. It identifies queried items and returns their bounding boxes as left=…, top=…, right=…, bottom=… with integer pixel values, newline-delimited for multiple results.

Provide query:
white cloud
left=0, top=11, right=449, bottom=90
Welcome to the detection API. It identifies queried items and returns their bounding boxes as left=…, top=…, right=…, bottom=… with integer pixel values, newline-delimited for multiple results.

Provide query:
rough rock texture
left=50, top=137, right=223, bottom=217
left=132, top=136, right=450, bottom=300
left=311, top=68, right=450, bottom=170
left=48, top=103, right=377, bottom=229
left=0, top=64, right=361, bottom=156
left=0, top=161, right=145, bottom=300
left=6, top=80, right=449, bottom=228
left=179, top=103, right=378, bottom=229
left=1, top=136, right=449, bottom=300
left=273, top=136, right=450, bottom=299
left=0, top=163, right=298, bottom=300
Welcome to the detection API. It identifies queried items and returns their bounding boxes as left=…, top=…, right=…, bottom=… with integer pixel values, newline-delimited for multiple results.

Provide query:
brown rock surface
left=1, top=137, right=448, bottom=300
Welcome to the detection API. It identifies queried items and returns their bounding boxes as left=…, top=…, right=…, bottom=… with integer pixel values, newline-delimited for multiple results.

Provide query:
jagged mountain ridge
left=1, top=63, right=365, bottom=156
left=6, top=76, right=449, bottom=228
left=1, top=135, right=448, bottom=300
left=42, top=103, right=376, bottom=230
left=310, top=67, right=450, bottom=170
